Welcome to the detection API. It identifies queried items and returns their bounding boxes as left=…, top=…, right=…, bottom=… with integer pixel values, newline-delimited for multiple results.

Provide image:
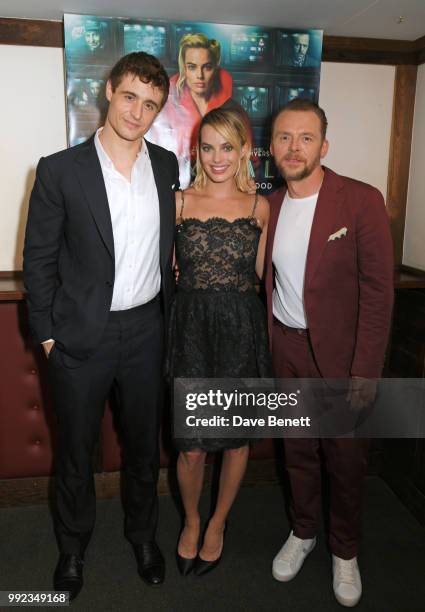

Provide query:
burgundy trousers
left=272, top=319, right=369, bottom=559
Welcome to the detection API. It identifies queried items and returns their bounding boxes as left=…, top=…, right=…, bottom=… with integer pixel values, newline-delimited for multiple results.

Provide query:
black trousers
left=48, top=297, right=163, bottom=555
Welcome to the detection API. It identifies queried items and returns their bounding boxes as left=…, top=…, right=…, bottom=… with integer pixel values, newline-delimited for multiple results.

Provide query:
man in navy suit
left=24, top=52, right=179, bottom=600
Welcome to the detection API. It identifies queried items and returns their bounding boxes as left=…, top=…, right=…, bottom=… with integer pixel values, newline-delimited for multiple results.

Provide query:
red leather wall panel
left=0, top=303, right=274, bottom=479
left=0, top=303, right=56, bottom=478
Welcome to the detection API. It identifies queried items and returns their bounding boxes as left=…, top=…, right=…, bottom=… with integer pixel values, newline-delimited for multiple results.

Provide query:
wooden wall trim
left=0, top=271, right=22, bottom=279
left=412, top=35, right=425, bottom=50
left=0, top=17, right=424, bottom=64
left=399, top=264, right=425, bottom=278
left=413, top=35, right=425, bottom=64
left=322, top=35, right=418, bottom=65
left=0, top=275, right=24, bottom=301
left=394, top=267, right=425, bottom=288
left=0, top=17, right=63, bottom=48
left=386, top=65, right=418, bottom=266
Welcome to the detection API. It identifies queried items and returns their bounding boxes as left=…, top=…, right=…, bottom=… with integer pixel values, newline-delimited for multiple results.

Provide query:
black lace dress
left=167, top=191, right=271, bottom=451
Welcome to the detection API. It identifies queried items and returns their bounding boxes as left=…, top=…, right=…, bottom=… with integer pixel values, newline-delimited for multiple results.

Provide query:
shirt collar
left=94, top=127, right=149, bottom=173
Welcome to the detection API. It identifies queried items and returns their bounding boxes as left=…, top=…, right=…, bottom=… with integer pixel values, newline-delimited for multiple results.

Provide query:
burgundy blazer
left=265, top=167, right=394, bottom=378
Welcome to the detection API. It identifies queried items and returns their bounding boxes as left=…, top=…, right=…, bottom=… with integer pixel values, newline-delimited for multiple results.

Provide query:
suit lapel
left=304, top=167, right=344, bottom=287
left=147, top=141, right=172, bottom=269
left=74, top=138, right=115, bottom=260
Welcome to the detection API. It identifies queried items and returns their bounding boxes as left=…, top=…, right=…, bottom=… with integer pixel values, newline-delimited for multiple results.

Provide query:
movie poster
left=64, top=14, right=323, bottom=192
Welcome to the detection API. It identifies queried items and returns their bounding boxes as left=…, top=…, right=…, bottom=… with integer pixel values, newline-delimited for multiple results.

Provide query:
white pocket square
left=328, top=227, right=348, bottom=242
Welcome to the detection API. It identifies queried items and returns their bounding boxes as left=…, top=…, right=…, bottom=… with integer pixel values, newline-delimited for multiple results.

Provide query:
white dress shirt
left=272, top=191, right=319, bottom=328
left=95, top=128, right=161, bottom=311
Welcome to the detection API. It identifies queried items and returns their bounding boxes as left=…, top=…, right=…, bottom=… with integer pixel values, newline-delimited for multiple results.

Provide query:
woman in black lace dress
left=168, top=107, right=270, bottom=575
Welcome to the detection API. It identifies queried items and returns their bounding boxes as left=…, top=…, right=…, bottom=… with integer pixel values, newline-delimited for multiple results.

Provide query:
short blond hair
left=177, top=33, right=221, bottom=96
left=193, top=107, right=253, bottom=192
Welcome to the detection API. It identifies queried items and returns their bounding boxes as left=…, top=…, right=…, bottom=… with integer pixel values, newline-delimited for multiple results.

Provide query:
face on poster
left=64, top=14, right=323, bottom=192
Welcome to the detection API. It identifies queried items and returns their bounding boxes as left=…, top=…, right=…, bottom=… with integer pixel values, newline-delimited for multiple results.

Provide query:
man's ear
left=105, top=79, right=113, bottom=103
left=320, top=138, right=329, bottom=160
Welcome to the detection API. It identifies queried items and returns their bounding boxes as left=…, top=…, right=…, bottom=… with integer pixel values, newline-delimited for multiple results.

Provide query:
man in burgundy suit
left=265, top=99, right=393, bottom=607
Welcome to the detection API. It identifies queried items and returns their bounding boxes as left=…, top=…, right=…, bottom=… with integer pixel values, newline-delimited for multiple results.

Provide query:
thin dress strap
left=250, top=191, right=259, bottom=218
left=179, top=190, right=185, bottom=223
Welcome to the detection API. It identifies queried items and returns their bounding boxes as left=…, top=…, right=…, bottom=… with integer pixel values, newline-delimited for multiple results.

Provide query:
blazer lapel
left=267, top=187, right=286, bottom=261
left=74, top=138, right=115, bottom=260
left=304, top=167, right=344, bottom=287
left=265, top=187, right=286, bottom=296
left=265, top=186, right=286, bottom=348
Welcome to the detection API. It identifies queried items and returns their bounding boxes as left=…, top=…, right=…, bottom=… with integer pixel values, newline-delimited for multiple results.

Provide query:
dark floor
left=1, top=477, right=424, bottom=612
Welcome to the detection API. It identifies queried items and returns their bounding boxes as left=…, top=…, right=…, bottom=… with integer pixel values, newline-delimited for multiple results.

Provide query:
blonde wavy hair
left=193, top=107, right=253, bottom=192
left=176, top=33, right=221, bottom=96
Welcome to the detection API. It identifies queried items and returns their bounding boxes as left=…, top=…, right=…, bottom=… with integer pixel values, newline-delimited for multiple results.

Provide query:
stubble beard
left=279, top=153, right=321, bottom=182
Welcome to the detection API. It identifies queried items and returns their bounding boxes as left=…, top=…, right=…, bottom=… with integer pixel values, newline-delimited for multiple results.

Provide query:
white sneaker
left=272, top=531, right=316, bottom=582
left=332, top=555, right=362, bottom=607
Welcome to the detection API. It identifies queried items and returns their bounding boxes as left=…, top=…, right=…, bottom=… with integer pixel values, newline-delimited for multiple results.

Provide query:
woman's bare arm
left=255, top=196, right=270, bottom=279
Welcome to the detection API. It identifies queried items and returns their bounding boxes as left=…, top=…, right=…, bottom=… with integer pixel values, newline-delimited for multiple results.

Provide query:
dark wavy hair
left=108, top=52, right=169, bottom=108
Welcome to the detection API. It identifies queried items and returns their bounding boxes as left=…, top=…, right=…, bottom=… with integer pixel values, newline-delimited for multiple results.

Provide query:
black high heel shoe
left=176, top=524, right=199, bottom=576
left=193, top=523, right=226, bottom=577
left=193, top=553, right=221, bottom=576
left=176, top=551, right=197, bottom=576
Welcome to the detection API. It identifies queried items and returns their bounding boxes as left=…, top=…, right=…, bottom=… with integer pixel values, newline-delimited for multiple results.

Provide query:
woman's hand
left=174, top=262, right=180, bottom=284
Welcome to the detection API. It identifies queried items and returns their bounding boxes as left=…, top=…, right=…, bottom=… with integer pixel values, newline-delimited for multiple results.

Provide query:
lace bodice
left=175, top=192, right=261, bottom=292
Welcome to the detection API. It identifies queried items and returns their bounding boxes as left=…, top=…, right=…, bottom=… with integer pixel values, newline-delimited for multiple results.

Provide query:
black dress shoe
left=134, top=541, right=165, bottom=585
left=53, top=554, right=84, bottom=601
left=176, top=551, right=196, bottom=576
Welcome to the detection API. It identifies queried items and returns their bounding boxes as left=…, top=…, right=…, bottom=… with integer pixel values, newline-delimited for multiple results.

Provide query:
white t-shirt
left=272, top=191, right=319, bottom=328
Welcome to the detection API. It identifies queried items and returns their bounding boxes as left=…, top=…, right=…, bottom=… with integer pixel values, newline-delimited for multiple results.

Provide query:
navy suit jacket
left=23, top=136, right=179, bottom=361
